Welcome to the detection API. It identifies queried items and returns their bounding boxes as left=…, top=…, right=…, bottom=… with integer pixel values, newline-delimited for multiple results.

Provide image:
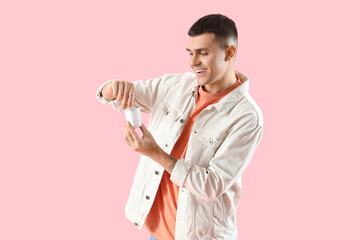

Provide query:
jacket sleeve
left=170, top=124, right=263, bottom=202
left=95, top=73, right=178, bottom=113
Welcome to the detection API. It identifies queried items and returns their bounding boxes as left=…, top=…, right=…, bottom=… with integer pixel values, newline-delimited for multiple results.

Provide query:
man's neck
left=203, top=69, right=237, bottom=93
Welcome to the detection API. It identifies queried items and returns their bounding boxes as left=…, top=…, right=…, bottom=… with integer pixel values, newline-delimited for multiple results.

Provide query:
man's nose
left=189, top=55, right=201, bottom=67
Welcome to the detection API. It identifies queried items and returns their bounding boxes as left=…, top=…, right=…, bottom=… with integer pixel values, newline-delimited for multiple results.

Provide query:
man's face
left=186, top=32, right=229, bottom=89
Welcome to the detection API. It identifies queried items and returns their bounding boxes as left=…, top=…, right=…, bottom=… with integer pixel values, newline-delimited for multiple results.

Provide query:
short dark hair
left=188, top=14, right=238, bottom=49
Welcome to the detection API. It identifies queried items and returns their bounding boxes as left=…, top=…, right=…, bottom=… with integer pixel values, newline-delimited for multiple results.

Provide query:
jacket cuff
left=170, top=158, right=192, bottom=187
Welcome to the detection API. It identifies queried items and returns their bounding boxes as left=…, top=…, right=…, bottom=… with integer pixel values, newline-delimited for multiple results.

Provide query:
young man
left=96, top=14, right=263, bottom=240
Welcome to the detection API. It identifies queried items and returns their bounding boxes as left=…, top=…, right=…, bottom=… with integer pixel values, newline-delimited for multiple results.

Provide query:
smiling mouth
left=194, top=68, right=207, bottom=75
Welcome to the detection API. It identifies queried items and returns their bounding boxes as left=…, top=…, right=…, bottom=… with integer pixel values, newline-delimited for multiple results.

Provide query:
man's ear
left=225, top=45, right=236, bottom=61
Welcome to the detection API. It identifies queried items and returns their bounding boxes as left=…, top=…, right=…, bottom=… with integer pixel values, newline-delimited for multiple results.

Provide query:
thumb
left=139, top=123, right=149, bottom=134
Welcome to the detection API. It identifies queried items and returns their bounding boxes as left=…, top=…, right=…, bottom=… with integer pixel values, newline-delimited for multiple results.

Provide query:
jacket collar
left=188, top=72, right=250, bottom=115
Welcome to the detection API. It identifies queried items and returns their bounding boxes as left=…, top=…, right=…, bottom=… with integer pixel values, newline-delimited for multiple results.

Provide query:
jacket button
left=180, top=119, right=185, bottom=123
left=165, top=111, right=169, bottom=115
left=165, top=144, right=168, bottom=147
left=155, top=171, right=159, bottom=175
left=146, top=195, right=150, bottom=200
left=134, top=222, right=139, bottom=226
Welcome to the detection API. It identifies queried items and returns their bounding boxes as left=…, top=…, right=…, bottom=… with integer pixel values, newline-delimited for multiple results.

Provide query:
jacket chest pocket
left=152, top=103, right=181, bottom=140
left=163, top=104, right=181, bottom=126
left=193, top=130, right=226, bottom=166
left=197, top=130, right=226, bottom=148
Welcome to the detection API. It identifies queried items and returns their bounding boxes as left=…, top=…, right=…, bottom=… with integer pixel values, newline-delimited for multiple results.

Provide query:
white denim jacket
left=96, top=72, right=263, bottom=240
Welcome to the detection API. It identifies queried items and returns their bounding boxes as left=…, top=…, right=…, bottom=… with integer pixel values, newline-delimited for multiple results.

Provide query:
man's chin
left=196, top=81, right=205, bottom=87
left=196, top=76, right=207, bottom=86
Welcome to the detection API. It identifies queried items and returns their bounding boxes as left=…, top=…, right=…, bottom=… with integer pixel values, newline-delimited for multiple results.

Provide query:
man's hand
left=102, top=80, right=135, bottom=109
left=123, top=121, right=178, bottom=174
left=123, top=121, right=161, bottom=158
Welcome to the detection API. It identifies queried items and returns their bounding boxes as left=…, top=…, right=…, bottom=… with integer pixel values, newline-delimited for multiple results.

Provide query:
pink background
left=1, top=0, right=359, bottom=239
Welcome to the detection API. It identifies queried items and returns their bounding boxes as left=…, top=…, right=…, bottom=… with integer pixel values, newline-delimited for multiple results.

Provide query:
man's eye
left=188, top=52, right=207, bottom=56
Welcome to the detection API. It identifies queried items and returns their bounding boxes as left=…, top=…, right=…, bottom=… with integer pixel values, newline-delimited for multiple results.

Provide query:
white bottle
left=124, top=108, right=142, bottom=128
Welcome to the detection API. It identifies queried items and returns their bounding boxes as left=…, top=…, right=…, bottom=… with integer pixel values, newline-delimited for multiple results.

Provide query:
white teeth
left=196, top=69, right=206, bottom=73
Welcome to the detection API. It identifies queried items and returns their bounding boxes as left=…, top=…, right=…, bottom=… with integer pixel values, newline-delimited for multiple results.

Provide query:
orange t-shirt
left=145, top=76, right=242, bottom=240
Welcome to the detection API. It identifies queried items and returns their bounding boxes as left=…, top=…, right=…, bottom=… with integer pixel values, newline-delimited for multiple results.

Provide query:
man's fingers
left=127, top=86, right=134, bottom=108
left=111, top=81, right=134, bottom=109
left=122, top=82, right=130, bottom=109
left=126, top=121, right=141, bottom=142
left=139, top=123, right=149, bottom=134
left=116, top=82, right=125, bottom=106
left=124, top=124, right=135, bottom=144
left=123, top=132, right=131, bottom=147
